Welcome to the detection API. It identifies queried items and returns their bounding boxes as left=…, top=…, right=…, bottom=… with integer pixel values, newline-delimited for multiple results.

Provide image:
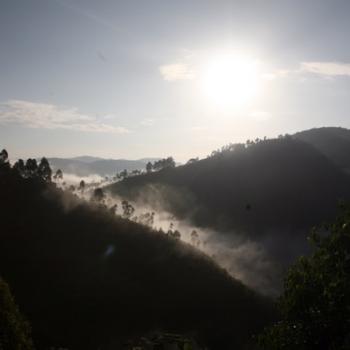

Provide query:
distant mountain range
left=48, top=156, right=161, bottom=176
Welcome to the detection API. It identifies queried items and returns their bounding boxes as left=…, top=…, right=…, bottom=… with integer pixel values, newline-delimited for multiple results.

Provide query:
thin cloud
left=0, top=100, right=129, bottom=134
left=159, top=63, right=195, bottom=81
left=301, top=61, right=350, bottom=77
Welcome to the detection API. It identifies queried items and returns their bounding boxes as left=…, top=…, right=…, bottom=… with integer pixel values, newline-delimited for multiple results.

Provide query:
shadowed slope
left=108, top=137, right=350, bottom=236
left=0, top=167, right=275, bottom=350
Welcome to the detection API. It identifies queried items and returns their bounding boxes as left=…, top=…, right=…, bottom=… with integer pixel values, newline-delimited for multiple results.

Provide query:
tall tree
left=38, top=157, right=52, bottom=182
left=0, top=278, right=34, bottom=350
left=78, top=180, right=85, bottom=192
left=13, top=160, right=25, bottom=177
left=0, top=149, right=8, bottom=164
left=24, top=159, right=38, bottom=178
left=146, top=161, right=153, bottom=173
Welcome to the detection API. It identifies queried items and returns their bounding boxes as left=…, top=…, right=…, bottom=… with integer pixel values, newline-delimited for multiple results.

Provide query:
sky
left=1, top=0, right=350, bottom=162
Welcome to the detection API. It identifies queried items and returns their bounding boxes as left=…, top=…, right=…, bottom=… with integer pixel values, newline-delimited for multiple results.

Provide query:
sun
left=201, top=54, right=260, bottom=109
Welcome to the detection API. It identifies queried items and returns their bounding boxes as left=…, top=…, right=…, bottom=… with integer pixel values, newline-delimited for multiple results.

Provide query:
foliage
left=0, top=277, right=34, bottom=350
left=12, top=156, right=53, bottom=182
left=148, top=157, right=176, bottom=172
left=38, top=157, right=52, bottom=182
left=258, top=207, right=350, bottom=350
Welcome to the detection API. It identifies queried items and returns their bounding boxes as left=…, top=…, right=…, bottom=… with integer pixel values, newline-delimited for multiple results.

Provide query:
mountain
left=107, top=131, right=350, bottom=268
left=0, top=164, right=275, bottom=350
left=48, top=157, right=160, bottom=177
left=293, top=127, right=350, bottom=171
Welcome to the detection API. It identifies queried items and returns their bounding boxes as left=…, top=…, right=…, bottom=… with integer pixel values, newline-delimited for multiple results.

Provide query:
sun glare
left=201, top=54, right=260, bottom=109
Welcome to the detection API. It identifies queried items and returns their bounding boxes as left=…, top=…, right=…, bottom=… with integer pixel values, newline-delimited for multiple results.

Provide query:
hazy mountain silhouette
left=48, top=157, right=161, bottom=177
left=0, top=165, right=275, bottom=350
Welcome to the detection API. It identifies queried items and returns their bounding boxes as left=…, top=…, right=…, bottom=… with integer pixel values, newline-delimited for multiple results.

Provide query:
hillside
left=293, top=127, right=350, bottom=171
left=109, top=135, right=350, bottom=234
left=107, top=134, right=350, bottom=270
left=48, top=157, right=160, bottom=177
left=0, top=164, right=275, bottom=350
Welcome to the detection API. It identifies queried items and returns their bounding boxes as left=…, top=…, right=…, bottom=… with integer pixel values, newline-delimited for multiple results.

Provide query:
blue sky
left=1, top=0, right=350, bottom=162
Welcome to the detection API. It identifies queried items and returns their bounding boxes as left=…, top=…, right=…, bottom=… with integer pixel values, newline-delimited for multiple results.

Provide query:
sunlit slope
left=0, top=169, right=275, bottom=350
left=108, top=135, right=350, bottom=237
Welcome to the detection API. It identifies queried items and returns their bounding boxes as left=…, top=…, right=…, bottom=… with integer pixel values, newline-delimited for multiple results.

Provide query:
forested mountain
left=48, top=157, right=160, bottom=176
left=293, top=127, right=350, bottom=171
left=107, top=130, right=350, bottom=268
left=109, top=133, right=350, bottom=235
left=0, top=162, right=275, bottom=350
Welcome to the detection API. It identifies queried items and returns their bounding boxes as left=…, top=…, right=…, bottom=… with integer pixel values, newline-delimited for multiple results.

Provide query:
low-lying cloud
left=0, top=100, right=129, bottom=134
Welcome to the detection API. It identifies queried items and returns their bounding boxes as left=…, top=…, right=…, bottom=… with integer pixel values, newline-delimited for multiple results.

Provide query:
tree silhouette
left=121, top=200, right=135, bottom=219
left=24, top=159, right=38, bottom=178
left=0, top=277, right=34, bottom=350
left=153, top=157, right=176, bottom=171
left=38, top=157, right=52, bottom=182
left=190, top=230, right=200, bottom=246
left=0, top=149, right=8, bottom=164
left=92, top=188, right=105, bottom=202
left=53, top=169, right=63, bottom=181
left=78, top=180, right=85, bottom=192
left=146, top=161, right=153, bottom=173
left=258, top=206, right=350, bottom=350
left=13, top=159, right=25, bottom=177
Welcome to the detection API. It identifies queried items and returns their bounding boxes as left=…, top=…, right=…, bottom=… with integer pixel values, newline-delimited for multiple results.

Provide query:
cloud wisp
left=301, top=61, right=350, bottom=77
left=0, top=100, right=129, bottom=134
left=159, top=63, right=195, bottom=81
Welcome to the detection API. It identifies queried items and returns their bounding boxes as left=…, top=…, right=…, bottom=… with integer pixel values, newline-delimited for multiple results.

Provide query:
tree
left=187, top=157, right=199, bottom=165
left=92, top=188, right=105, bottom=202
left=0, top=149, right=10, bottom=173
left=0, top=149, right=8, bottom=164
left=153, top=157, right=175, bottom=171
left=258, top=206, right=350, bottom=350
left=13, top=160, right=25, bottom=177
left=121, top=200, right=135, bottom=219
left=38, top=157, right=52, bottom=182
left=172, top=230, right=181, bottom=240
left=0, top=277, right=34, bottom=350
left=78, top=180, right=85, bottom=192
left=24, top=159, right=38, bottom=178
left=146, top=162, right=153, bottom=173
left=190, top=230, right=200, bottom=246
left=117, top=169, right=128, bottom=180
left=53, top=169, right=63, bottom=181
